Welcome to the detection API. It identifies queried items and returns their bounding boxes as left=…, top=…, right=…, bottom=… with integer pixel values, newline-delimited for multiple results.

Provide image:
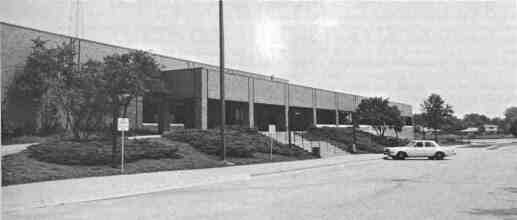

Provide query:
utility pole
left=218, top=0, right=226, bottom=162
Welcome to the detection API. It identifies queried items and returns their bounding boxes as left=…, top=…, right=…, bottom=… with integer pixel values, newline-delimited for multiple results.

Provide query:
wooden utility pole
left=218, top=0, right=226, bottom=161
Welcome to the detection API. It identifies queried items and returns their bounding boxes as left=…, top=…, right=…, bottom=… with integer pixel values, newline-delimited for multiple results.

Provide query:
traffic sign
left=117, top=118, right=129, bottom=131
left=268, top=124, right=276, bottom=134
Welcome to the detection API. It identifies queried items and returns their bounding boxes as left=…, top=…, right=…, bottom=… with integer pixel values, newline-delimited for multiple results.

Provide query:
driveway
left=4, top=143, right=517, bottom=220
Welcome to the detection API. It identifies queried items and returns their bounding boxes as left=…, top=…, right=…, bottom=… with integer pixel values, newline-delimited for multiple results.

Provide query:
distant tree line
left=413, top=94, right=517, bottom=137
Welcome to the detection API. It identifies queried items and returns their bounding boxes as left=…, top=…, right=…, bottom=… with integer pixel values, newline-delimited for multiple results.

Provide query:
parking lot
left=4, top=142, right=517, bottom=220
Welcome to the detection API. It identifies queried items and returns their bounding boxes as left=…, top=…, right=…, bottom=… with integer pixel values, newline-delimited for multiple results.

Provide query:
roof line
left=0, top=21, right=411, bottom=109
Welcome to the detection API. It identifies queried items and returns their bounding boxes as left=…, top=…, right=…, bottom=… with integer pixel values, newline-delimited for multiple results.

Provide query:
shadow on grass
left=459, top=144, right=491, bottom=148
left=468, top=208, right=517, bottom=217
left=503, top=187, right=517, bottom=194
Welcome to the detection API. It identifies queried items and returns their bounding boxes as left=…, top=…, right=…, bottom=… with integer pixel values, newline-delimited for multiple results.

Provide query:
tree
left=462, top=113, right=490, bottom=127
left=101, top=51, right=161, bottom=165
left=66, top=61, right=110, bottom=139
left=10, top=37, right=61, bottom=133
left=439, top=115, right=465, bottom=134
left=9, top=39, right=110, bottom=139
left=412, top=113, right=427, bottom=139
left=504, top=107, right=517, bottom=121
left=387, top=105, right=404, bottom=138
left=356, top=97, right=402, bottom=137
left=509, top=120, right=517, bottom=137
left=420, top=94, right=454, bottom=141
left=505, top=107, right=517, bottom=135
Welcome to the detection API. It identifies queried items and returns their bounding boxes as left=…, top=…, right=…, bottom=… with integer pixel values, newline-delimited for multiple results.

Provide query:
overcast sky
left=2, top=0, right=516, bottom=118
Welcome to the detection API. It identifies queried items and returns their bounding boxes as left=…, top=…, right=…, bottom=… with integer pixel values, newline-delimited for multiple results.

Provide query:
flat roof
left=1, top=21, right=412, bottom=111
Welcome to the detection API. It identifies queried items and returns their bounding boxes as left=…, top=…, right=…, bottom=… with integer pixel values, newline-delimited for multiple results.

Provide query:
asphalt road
left=4, top=143, right=517, bottom=220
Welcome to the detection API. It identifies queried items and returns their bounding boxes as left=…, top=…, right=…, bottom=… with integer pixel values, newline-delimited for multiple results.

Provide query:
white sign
left=268, top=124, right=276, bottom=134
left=117, top=118, right=129, bottom=131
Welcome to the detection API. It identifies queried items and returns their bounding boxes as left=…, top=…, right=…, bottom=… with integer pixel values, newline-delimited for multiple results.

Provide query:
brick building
left=1, top=22, right=413, bottom=132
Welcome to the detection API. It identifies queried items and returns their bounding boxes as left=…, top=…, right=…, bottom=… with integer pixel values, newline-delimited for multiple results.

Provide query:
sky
left=1, top=0, right=516, bottom=118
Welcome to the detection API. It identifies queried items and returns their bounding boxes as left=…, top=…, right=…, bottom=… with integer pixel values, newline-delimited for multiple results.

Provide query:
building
left=482, top=124, right=498, bottom=134
left=1, top=22, right=413, bottom=132
left=460, top=127, right=479, bottom=134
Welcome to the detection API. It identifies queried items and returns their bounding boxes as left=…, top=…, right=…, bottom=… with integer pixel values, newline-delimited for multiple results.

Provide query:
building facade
left=1, top=22, right=413, bottom=132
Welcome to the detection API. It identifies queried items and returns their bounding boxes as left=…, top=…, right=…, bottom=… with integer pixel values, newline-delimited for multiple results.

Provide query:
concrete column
left=335, top=110, right=339, bottom=126
left=192, top=69, right=208, bottom=129
left=285, top=84, right=289, bottom=132
left=248, top=78, right=254, bottom=128
left=335, top=93, right=339, bottom=126
left=312, top=89, right=317, bottom=125
left=200, top=69, right=208, bottom=129
left=158, top=96, right=170, bottom=133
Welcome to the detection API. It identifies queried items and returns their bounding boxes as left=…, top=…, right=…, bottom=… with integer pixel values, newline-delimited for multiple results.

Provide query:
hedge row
left=164, top=126, right=313, bottom=158
left=27, top=139, right=181, bottom=166
left=305, top=127, right=409, bottom=153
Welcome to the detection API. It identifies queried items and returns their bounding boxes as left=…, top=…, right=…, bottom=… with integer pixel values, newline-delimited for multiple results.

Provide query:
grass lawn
left=2, top=128, right=317, bottom=186
left=2, top=138, right=225, bottom=186
left=304, top=127, right=408, bottom=153
left=164, top=127, right=315, bottom=159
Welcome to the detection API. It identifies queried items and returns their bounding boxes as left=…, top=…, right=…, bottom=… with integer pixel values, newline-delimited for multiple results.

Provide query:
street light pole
left=218, top=0, right=226, bottom=162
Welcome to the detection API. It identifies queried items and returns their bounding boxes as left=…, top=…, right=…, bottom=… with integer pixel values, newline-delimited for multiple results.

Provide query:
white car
left=384, top=140, right=456, bottom=160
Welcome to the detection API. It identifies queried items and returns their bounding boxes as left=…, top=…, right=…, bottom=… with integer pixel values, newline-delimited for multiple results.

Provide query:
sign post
left=268, top=124, right=276, bottom=160
left=117, top=118, right=129, bottom=173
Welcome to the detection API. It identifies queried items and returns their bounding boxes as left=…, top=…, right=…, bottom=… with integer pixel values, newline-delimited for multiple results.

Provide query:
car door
left=409, top=141, right=424, bottom=157
left=423, top=141, right=437, bottom=156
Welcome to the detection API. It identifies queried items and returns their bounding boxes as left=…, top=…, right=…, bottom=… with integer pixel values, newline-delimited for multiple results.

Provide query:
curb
left=2, top=171, right=250, bottom=213
left=2, top=155, right=380, bottom=213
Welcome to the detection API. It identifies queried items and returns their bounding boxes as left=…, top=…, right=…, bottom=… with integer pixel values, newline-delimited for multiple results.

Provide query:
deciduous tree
left=420, top=94, right=454, bottom=141
left=101, top=51, right=161, bottom=165
left=356, top=97, right=402, bottom=137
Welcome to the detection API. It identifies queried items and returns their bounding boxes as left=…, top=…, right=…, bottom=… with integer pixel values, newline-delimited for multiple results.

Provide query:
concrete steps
left=260, top=131, right=348, bottom=158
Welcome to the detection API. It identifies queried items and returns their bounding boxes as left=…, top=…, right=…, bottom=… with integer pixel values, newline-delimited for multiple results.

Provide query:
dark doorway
left=289, top=107, right=313, bottom=131
left=338, top=111, right=352, bottom=125
left=207, top=99, right=249, bottom=128
left=316, top=109, right=336, bottom=125
left=254, top=103, right=286, bottom=131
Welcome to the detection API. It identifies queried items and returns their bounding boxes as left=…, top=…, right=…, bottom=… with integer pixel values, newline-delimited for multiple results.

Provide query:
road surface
left=4, top=143, right=517, bottom=220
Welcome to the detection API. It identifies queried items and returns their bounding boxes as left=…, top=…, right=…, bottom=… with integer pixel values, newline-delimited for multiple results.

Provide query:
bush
left=164, top=128, right=256, bottom=157
left=27, top=139, right=181, bottom=166
left=371, top=136, right=410, bottom=147
left=306, top=127, right=409, bottom=153
left=164, top=126, right=314, bottom=158
left=128, top=127, right=160, bottom=136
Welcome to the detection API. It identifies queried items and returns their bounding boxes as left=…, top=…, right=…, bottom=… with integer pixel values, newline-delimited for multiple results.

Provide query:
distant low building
left=482, top=124, right=498, bottom=134
left=460, top=127, right=479, bottom=134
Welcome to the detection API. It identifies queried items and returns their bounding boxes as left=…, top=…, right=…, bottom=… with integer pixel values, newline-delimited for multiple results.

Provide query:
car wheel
left=396, top=152, right=406, bottom=160
left=434, top=152, right=445, bottom=160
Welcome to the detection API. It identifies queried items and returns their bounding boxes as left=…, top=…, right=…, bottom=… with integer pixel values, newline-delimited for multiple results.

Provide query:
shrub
left=371, top=136, right=410, bottom=147
left=27, top=139, right=181, bottom=166
left=164, top=126, right=314, bottom=158
left=164, top=128, right=256, bottom=157
left=305, top=127, right=409, bottom=153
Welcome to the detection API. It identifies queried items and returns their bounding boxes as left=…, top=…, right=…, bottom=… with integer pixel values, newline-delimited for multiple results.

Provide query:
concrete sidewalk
left=2, top=154, right=380, bottom=213
left=1, top=135, right=161, bottom=157
left=2, top=143, right=39, bottom=156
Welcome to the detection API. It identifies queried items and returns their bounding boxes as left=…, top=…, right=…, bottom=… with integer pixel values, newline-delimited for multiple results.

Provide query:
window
left=415, top=142, right=424, bottom=147
left=425, top=142, right=435, bottom=147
